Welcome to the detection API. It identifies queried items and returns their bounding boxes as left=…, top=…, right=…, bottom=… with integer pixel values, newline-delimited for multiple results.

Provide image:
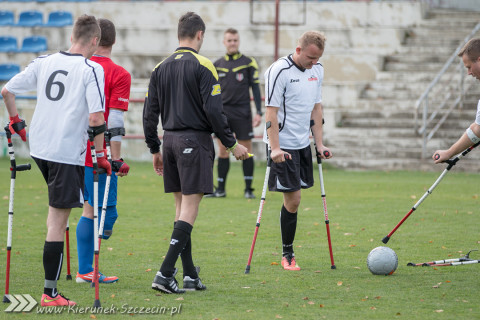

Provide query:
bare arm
left=265, top=106, right=290, bottom=163
left=311, top=102, right=331, bottom=159
left=433, top=122, right=480, bottom=163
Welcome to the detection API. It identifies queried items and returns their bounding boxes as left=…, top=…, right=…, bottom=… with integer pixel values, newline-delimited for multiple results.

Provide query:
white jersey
left=263, top=54, right=323, bottom=149
left=5, top=51, right=105, bottom=165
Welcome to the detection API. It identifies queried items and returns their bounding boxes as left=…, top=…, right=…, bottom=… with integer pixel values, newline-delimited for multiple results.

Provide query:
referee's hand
left=152, top=152, right=163, bottom=176
left=232, top=143, right=249, bottom=161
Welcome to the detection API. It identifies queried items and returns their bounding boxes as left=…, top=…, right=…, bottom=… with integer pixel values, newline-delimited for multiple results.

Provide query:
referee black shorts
left=33, top=157, right=85, bottom=208
left=227, top=117, right=254, bottom=141
left=268, top=145, right=314, bottom=192
left=162, top=130, right=215, bottom=195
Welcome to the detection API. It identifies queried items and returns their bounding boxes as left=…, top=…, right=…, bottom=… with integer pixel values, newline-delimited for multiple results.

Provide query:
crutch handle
left=434, top=154, right=440, bottom=160
left=16, top=164, right=31, bottom=171
left=323, top=150, right=330, bottom=158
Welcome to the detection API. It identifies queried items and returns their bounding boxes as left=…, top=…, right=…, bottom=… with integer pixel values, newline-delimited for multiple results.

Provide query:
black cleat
left=183, top=276, right=207, bottom=291
left=244, top=189, right=255, bottom=199
left=152, top=269, right=185, bottom=294
left=204, top=188, right=226, bottom=198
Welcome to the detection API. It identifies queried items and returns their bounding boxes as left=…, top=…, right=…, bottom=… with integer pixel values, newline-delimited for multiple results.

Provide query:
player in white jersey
left=1, top=14, right=111, bottom=307
left=263, top=31, right=331, bottom=271
left=434, top=38, right=480, bottom=163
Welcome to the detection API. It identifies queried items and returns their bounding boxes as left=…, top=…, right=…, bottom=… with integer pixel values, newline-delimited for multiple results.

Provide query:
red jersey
left=85, top=55, right=131, bottom=167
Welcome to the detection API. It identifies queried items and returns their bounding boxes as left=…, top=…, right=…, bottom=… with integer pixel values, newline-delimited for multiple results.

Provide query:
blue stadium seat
left=17, top=10, right=43, bottom=27
left=0, top=63, right=20, bottom=81
left=19, top=35, right=47, bottom=52
left=0, top=11, right=14, bottom=26
left=44, top=11, right=73, bottom=27
left=0, top=36, right=17, bottom=52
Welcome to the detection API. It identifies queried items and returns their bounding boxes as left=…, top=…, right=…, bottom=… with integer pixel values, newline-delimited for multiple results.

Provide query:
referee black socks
left=217, top=157, right=230, bottom=191
left=160, top=220, right=193, bottom=278
left=243, top=157, right=254, bottom=191
left=280, top=205, right=297, bottom=257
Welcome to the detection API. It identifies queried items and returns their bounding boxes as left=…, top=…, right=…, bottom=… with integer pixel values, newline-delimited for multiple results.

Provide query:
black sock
left=181, top=234, right=198, bottom=279
left=172, top=222, right=198, bottom=279
left=217, top=157, right=230, bottom=191
left=280, top=205, right=297, bottom=256
left=243, top=157, right=254, bottom=190
left=43, top=241, right=64, bottom=297
left=160, top=220, right=192, bottom=277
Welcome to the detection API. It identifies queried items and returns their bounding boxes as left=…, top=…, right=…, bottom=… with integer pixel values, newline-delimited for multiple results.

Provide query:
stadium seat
left=0, top=63, right=20, bottom=81
left=0, top=36, right=17, bottom=52
left=19, top=35, right=47, bottom=52
left=0, top=11, right=14, bottom=26
left=44, top=11, right=73, bottom=27
left=17, top=10, right=43, bottom=27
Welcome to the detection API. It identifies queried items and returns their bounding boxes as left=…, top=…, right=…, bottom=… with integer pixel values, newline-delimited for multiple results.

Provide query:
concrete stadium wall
left=0, top=1, right=426, bottom=160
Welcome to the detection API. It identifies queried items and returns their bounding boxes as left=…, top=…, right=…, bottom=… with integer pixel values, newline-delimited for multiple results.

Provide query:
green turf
left=0, top=158, right=479, bottom=319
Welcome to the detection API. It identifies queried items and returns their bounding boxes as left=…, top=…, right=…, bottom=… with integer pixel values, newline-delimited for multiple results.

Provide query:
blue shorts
left=84, top=167, right=118, bottom=238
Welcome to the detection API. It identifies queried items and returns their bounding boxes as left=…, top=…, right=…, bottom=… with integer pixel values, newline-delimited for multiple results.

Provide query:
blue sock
left=76, top=216, right=94, bottom=275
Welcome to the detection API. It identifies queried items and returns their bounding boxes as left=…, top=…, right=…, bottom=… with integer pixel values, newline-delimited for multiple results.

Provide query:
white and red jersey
left=263, top=54, right=323, bottom=149
left=5, top=51, right=105, bottom=165
left=84, top=55, right=131, bottom=167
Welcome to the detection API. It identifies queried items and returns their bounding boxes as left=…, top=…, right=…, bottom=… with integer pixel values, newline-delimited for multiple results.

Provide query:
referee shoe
left=204, top=188, right=226, bottom=198
left=183, top=276, right=207, bottom=291
left=152, top=269, right=185, bottom=294
left=244, top=188, right=255, bottom=199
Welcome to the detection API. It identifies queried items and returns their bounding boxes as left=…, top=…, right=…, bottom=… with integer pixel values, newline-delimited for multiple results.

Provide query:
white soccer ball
left=367, top=246, right=398, bottom=275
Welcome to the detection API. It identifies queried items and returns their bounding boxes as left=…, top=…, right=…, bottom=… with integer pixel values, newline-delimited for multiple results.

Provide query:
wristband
left=226, top=141, right=238, bottom=152
left=466, top=127, right=480, bottom=144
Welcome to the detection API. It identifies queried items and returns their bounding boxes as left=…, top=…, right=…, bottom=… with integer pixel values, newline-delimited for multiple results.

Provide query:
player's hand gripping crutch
left=98, top=130, right=112, bottom=251
left=310, top=120, right=336, bottom=269
left=382, top=141, right=480, bottom=244
left=3, top=123, right=31, bottom=303
left=245, top=121, right=272, bottom=274
left=88, top=126, right=111, bottom=308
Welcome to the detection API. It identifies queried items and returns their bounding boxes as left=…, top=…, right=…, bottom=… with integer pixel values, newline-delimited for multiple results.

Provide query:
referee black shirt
left=143, top=47, right=236, bottom=154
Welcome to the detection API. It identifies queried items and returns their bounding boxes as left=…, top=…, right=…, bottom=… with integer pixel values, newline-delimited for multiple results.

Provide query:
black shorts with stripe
left=268, top=145, right=314, bottom=192
left=33, top=157, right=84, bottom=208
left=162, top=130, right=215, bottom=195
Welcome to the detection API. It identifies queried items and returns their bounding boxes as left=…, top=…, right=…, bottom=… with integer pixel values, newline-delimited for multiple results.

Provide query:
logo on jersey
left=236, top=73, right=244, bottom=82
left=175, top=54, right=183, bottom=60
left=308, top=75, right=318, bottom=81
left=218, top=72, right=226, bottom=77
left=211, top=84, right=221, bottom=96
left=118, top=97, right=129, bottom=102
left=183, top=148, right=193, bottom=154
left=170, top=239, right=179, bottom=245
left=290, top=79, right=300, bottom=83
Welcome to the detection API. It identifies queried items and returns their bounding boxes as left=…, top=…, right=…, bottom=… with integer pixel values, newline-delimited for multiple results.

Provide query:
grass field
left=1, top=157, right=480, bottom=319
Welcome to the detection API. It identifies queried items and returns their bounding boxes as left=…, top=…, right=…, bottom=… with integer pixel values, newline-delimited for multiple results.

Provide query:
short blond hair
left=298, top=31, right=326, bottom=50
left=459, top=38, right=480, bottom=62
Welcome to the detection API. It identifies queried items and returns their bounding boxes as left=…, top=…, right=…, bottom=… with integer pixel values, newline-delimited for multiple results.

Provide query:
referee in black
left=143, top=12, right=249, bottom=294
left=208, top=28, right=263, bottom=199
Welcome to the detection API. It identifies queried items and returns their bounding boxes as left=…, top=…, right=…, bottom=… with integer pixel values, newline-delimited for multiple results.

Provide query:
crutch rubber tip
left=406, top=263, right=415, bottom=266
left=3, top=295, right=11, bottom=303
left=381, top=236, right=390, bottom=244
left=422, top=263, right=429, bottom=267
left=331, top=265, right=336, bottom=269
left=244, top=266, right=250, bottom=274
left=93, top=299, right=101, bottom=308
left=66, top=274, right=72, bottom=281
left=91, top=282, right=95, bottom=288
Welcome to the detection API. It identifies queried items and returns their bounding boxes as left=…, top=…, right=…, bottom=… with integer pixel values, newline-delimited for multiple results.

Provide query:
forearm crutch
left=3, top=124, right=31, bottom=303
left=87, top=129, right=101, bottom=308
left=407, top=249, right=478, bottom=267
left=245, top=121, right=272, bottom=274
left=382, top=141, right=480, bottom=244
left=310, top=120, right=336, bottom=269
left=65, top=219, right=72, bottom=280
left=98, top=131, right=112, bottom=250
